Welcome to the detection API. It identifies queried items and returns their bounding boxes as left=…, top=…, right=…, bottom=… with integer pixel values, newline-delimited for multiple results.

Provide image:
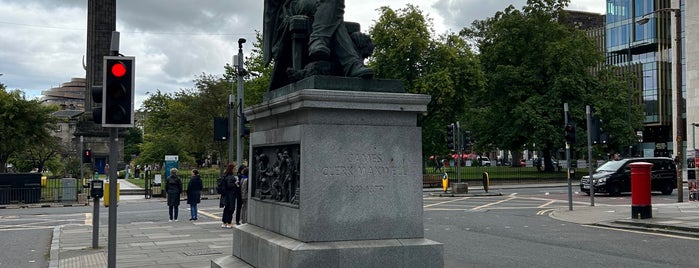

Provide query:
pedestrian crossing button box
left=90, top=180, right=104, bottom=198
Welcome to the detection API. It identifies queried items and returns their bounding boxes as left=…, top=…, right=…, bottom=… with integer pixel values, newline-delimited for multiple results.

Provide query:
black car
left=580, top=157, right=677, bottom=196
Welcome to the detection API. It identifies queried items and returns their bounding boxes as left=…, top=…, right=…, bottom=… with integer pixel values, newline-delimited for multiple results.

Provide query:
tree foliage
left=370, top=5, right=485, bottom=157
left=0, top=86, right=58, bottom=173
left=461, top=0, right=641, bottom=168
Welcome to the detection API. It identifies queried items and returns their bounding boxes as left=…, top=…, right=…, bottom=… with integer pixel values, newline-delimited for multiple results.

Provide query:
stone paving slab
left=53, top=219, right=234, bottom=268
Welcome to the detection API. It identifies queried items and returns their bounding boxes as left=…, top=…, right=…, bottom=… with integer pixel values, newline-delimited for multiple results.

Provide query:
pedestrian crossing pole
left=587, top=105, right=595, bottom=206
left=564, top=103, right=572, bottom=211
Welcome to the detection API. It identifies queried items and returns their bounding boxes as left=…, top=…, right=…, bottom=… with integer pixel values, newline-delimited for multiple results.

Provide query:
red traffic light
left=111, top=62, right=127, bottom=77
left=84, top=150, right=90, bottom=156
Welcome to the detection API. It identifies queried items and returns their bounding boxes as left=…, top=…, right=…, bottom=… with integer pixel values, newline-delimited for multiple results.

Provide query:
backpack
left=216, top=176, right=225, bottom=194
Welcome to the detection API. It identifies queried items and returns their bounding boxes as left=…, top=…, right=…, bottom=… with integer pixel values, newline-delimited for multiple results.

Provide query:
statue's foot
left=348, top=64, right=373, bottom=79
left=309, top=39, right=330, bottom=61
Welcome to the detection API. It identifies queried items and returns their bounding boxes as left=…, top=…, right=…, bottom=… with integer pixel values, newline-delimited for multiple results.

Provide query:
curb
left=0, top=203, right=89, bottom=209
left=595, top=220, right=699, bottom=238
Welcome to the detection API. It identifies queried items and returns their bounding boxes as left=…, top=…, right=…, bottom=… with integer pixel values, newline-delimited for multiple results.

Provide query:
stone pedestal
left=214, top=77, right=443, bottom=268
left=451, top=183, right=469, bottom=194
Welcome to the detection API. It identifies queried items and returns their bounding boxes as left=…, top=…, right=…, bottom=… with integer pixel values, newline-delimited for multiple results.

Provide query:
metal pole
left=456, top=121, right=461, bottom=184
left=565, top=103, right=572, bottom=210
left=107, top=127, right=118, bottom=268
left=627, top=32, right=633, bottom=157
left=80, top=135, right=84, bottom=185
left=92, top=194, right=99, bottom=249
left=107, top=31, right=119, bottom=268
left=228, top=94, right=234, bottom=164
left=236, top=40, right=245, bottom=167
left=693, top=123, right=697, bottom=152
left=587, top=105, right=595, bottom=206
left=674, top=9, right=684, bottom=203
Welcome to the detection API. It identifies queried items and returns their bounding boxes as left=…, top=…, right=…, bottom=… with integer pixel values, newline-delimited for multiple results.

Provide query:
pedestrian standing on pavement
left=125, top=164, right=130, bottom=180
left=236, top=165, right=248, bottom=224
left=220, top=163, right=238, bottom=228
left=166, top=168, right=183, bottom=222
left=187, top=169, right=203, bottom=221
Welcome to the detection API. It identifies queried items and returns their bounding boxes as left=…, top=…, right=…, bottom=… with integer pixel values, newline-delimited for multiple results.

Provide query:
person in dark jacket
left=166, top=168, right=183, bottom=222
left=234, top=165, right=247, bottom=225
left=186, top=169, right=203, bottom=221
left=220, top=163, right=238, bottom=228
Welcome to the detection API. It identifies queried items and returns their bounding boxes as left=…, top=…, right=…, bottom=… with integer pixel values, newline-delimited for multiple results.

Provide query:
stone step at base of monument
left=211, top=255, right=254, bottom=268
left=221, top=224, right=443, bottom=268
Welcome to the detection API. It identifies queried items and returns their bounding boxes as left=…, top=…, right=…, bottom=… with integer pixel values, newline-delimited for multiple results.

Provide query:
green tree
left=123, top=127, right=143, bottom=163
left=462, top=0, right=639, bottom=169
left=0, top=86, right=58, bottom=173
left=370, top=5, right=485, bottom=157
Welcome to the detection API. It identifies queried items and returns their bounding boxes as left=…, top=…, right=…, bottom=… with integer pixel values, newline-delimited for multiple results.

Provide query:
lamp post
left=638, top=7, right=683, bottom=202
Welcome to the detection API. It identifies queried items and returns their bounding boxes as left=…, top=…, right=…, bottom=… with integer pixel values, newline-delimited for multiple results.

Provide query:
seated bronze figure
left=263, top=0, right=375, bottom=90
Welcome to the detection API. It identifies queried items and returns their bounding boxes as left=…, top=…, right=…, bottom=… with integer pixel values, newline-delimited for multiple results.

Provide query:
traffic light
left=462, top=130, right=471, bottom=152
left=239, top=114, right=250, bottom=138
left=564, top=123, right=577, bottom=144
left=239, top=104, right=250, bottom=138
left=446, top=124, right=456, bottom=151
left=213, top=117, right=228, bottom=141
left=590, top=117, right=601, bottom=144
left=102, top=56, right=135, bottom=127
left=82, top=149, right=92, bottom=163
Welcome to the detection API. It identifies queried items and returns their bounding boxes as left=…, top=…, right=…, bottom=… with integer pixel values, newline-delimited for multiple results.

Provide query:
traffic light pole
left=587, top=105, right=595, bottom=206
left=107, top=127, right=118, bottom=267
left=236, top=38, right=245, bottom=168
left=564, top=103, right=572, bottom=211
left=456, top=122, right=461, bottom=184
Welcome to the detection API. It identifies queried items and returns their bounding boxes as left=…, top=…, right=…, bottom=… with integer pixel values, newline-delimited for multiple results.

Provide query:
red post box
left=629, top=162, right=653, bottom=219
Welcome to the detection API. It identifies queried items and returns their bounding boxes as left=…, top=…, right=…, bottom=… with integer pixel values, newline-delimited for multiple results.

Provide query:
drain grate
left=182, top=249, right=222, bottom=256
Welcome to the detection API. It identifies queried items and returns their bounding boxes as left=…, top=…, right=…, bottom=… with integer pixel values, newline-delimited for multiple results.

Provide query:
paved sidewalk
left=48, top=180, right=232, bottom=268
left=46, top=183, right=699, bottom=267
left=51, top=219, right=232, bottom=268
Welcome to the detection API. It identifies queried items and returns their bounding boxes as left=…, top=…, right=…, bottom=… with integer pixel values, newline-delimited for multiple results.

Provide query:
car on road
left=580, top=157, right=677, bottom=196
left=478, top=157, right=491, bottom=166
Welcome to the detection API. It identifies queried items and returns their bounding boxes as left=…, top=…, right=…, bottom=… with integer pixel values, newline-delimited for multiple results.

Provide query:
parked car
left=478, top=157, right=491, bottom=166
left=580, top=157, right=677, bottom=196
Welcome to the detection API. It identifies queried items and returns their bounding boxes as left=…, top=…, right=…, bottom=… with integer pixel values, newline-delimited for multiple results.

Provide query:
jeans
left=190, top=204, right=198, bottom=219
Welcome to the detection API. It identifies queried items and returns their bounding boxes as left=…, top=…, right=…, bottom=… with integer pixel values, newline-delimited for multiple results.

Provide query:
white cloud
left=0, top=0, right=604, bottom=108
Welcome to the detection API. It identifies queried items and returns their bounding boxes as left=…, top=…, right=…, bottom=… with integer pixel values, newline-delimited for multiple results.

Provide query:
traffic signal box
left=564, top=123, right=577, bottom=144
left=102, top=56, right=135, bottom=127
left=446, top=124, right=456, bottom=151
left=82, top=149, right=92, bottom=163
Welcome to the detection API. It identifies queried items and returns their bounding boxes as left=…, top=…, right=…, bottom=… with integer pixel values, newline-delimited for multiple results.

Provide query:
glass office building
left=606, top=0, right=685, bottom=157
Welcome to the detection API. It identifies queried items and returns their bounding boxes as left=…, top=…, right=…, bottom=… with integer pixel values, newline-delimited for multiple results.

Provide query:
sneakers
left=175, top=219, right=178, bottom=222
left=221, top=224, right=227, bottom=228
left=169, top=220, right=173, bottom=222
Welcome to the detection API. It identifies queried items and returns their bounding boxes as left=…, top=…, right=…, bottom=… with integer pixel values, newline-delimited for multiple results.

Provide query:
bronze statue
left=263, top=0, right=374, bottom=90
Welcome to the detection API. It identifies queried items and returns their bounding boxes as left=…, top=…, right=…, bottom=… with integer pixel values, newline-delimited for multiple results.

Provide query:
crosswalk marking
left=472, top=196, right=517, bottom=210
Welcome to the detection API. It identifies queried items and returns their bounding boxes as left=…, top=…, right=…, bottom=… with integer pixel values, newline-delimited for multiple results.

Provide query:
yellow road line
left=537, top=200, right=556, bottom=208
left=198, top=210, right=221, bottom=220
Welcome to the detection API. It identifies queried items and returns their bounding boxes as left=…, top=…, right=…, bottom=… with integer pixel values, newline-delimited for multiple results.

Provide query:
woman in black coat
left=186, top=169, right=203, bottom=221
left=220, top=163, right=238, bottom=228
left=166, top=168, right=183, bottom=222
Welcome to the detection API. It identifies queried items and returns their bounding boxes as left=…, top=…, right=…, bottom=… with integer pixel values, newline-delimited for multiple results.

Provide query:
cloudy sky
left=0, top=0, right=604, bottom=108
